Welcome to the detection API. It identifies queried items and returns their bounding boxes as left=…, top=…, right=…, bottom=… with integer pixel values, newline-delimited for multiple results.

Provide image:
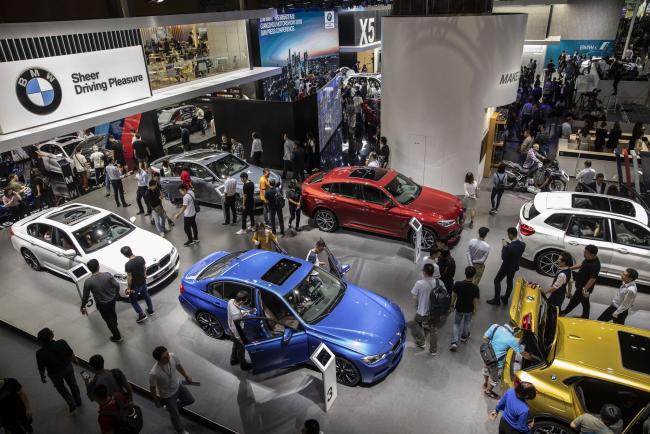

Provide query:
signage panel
left=0, top=46, right=152, bottom=134
left=338, top=9, right=389, bottom=47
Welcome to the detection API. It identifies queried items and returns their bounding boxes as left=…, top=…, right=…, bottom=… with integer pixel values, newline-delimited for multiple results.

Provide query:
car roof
left=166, top=149, right=229, bottom=164
left=321, top=166, right=394, bottom=186
left=555, top=318, right=650, bottom=391
left=219, top=250, right=312, bottom=297
left=38, top=203, right=111, bottom=229
left=533, top=192, right=649, bottom=225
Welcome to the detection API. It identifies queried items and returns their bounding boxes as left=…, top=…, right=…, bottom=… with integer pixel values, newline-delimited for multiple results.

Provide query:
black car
left=157, top=105, right=207, bottom=146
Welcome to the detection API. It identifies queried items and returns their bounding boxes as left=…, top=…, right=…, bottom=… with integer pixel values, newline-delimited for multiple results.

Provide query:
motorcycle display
left=502, top=159, right=569, bottom=193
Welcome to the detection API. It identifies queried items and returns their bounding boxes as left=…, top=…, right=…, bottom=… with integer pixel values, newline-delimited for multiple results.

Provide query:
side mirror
left=340, top=264, right=351, bottom=275
left=282, top=327, right=293, bottom=344
left=383, top=200, right=394, bottom=209
left=63, top=249, right=76, bottom=258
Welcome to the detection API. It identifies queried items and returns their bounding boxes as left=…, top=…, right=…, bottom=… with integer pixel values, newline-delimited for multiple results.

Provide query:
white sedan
left=10, top=203, right=179, bottom=294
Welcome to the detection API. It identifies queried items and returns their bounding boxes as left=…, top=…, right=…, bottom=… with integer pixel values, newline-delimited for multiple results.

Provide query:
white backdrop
left=381, top=14, right=527, bottom=195
left=0, top=46, right=151, bottom=134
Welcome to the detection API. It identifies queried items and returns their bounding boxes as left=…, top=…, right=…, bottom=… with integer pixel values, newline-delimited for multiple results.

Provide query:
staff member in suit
left=487, top=227, right=526, bottom=306
left=588, top=173, right=607, bottom=194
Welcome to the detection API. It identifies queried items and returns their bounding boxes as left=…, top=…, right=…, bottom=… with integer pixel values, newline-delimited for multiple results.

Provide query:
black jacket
left=501, top=240, right=526, bottom=271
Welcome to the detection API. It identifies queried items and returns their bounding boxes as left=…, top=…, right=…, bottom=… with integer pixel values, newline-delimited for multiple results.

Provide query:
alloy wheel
left=548, top=180, right=566, bottom=192
left=335, top=357, right=360, bottom=386
left=160, top=133, right=167, bottom=146
left=315, top=209, right=337, bottom=232
left=196, top=312, right=224, bottom=339
left=536, top=251, right=560, bottom=276
left=531, top=422, right=573, bottom=434
left=411, top=227, right=436, bottom=250
left=21, top=249, right=41, bottom=271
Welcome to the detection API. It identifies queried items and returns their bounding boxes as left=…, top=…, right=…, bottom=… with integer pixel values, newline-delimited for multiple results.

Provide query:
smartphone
left=80, top=370, right=91, bottom=381
left=182, top=380, right=201, bottom=386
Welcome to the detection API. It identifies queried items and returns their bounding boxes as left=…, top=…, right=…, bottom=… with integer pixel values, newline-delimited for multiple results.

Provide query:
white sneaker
left=236, top=229, right=246, bottom=235
left=160, top=232, right=166, bottom=238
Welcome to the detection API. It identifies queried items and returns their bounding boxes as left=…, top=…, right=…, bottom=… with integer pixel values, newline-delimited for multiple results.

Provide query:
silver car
left=150, top=149, right=281, bottom=210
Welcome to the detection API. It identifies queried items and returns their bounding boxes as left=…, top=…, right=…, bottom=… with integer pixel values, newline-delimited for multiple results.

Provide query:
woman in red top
left=180, top=166, right=192, bottom=188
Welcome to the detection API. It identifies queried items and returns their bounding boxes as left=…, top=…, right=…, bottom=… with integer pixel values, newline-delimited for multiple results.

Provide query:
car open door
left=235, top=317, right=309, bottom=374
left=622, top=403, right=650, bottom=434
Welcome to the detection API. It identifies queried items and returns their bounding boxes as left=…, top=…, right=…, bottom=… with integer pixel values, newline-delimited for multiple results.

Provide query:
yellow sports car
left=503, top=278, right=650, bottom=434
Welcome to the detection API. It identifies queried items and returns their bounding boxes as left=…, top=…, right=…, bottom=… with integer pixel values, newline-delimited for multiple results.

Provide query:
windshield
left=198, top=251, right=243, bottom=280
left=207, top=155, right=248, bottom=180
left=158, top=111, right=174, bottom=124
left=283, top=267, right=345, bottom=324
left=73, top=215, right=134, bottom=253
left=385, top=173, right=421, bottom=205
left=62, top=142, right=78, bottom=157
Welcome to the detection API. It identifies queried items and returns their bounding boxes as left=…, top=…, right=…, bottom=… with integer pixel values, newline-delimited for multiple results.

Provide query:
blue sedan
left=178, top=249, right=406, bottom=386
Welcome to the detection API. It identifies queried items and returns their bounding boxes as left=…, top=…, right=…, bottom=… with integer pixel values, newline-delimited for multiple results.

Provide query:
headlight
left=361, top=352, right=387, bottom=365
left=437, top=219, right=456, bottom=227
left=114, top=273, right=128, bottom=282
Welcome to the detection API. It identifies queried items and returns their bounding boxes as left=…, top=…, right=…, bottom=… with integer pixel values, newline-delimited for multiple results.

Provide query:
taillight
left=521, top=312, right=532, bottom=330
left=519, top=223, right=535, bottom=236
left=8, top=227, right=14, bottom=237
left=179, top=283, right=185, bottom=294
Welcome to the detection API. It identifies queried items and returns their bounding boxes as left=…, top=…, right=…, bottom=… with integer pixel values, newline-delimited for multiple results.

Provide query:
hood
left=312, top=284, right=405, bottom=356
left=408, top=185, right=464, bottom=219
left=245, top=165, right=282, bottom=189
left=85, top=227, right=176, bottom=275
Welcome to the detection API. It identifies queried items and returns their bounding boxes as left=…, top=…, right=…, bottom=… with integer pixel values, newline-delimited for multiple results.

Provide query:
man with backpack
left=85, top=354, right=133, bottom=403
left=265, top=178, right=285, bottom=236
left=94, top=384, right=143, bottom=434
left=481, top=323, right=531, bottom=399
left=411, top=263, right=448, bottom=356
left=489, top=163, right=507, bottom=215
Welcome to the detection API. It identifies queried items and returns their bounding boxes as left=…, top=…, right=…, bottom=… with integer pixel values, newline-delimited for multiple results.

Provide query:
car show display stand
left=309, top=342, right=338, bottom=412
left=409, top=217, right=422, bottom=264
left=67, top=263, right=95, bottom=314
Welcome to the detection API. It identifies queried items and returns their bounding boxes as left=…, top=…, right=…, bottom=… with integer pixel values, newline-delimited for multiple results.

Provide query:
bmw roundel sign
left=15, top=68, right=62, bottom=115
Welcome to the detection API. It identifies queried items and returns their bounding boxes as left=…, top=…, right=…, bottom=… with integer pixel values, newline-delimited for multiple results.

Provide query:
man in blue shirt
left=490, top=382, right=537, bottom=433
left=483, top=323, right=530, bottom=399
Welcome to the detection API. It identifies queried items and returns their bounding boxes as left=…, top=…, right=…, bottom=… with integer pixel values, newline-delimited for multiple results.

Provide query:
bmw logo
left=16, top=68, right=62, bottom=115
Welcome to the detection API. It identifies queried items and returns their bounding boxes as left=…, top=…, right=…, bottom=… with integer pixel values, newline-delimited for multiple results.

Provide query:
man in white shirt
left=72, top=148, right=89, bottom=192
left=306, top=239, right=330, bottom=272
left=228, top=290, right=254, bottom=370
left=411, top=264, right=440, bottom=355
left=135, top=164, right=152, bottom=215
left=174, top=185, right=198, bottom=246
left=89, top=145, right=105, bottom=191
left=597, top=268, right=638, bottom=325
left=466, top=227, right=490, bottom=286
left=576, top=160, right=596, bottom=186
left=222, top=175, right=238, bottom=226
left=196, top=107, right=205, bottom=136
left=149, top=346, right=194, bottom=434
left=561, top=117, right=573, bottom=139
left=421, top=247, right=441, bottom=278
left=282, top=133, right=294, bottom=179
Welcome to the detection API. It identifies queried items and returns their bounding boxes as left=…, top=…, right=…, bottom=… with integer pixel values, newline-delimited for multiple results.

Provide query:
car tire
left=548, top=179, right=567, bottom=192
left=21, top=248, right=42, bottom=271
left=535, top=250, right=562, bottom=277
left=314, top=208, right=338, bottom=232
left=160, top=133, right=167, bottom=146
left=531, top=421, right=574, bottom=434
left=335, top=357, right=361, bottom=387
left=410, top=226, right=437, bottom=250
left=196, top=312, right=225, bottom=339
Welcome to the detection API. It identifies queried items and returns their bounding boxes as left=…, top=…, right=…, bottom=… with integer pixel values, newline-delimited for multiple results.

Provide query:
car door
left=158, top=162, right=183, bottom=201
left=563, top=215, right=613, bottom=274
left=186, top=163, right=215, bottom=203
left=358, top=185, right=399, bottom=234
left=47, top=227, right=82, bottom=272
left=235, top=315, right=309, bottom=375
left=204, top=280, right=254, bottom=332
left=622, top=403, right=650, bottom=434
left=39, top=144, right=57, bottom=173
left=327, top=182, right=364, bottom=227
left=24, top=223, right=60, bottom=269
left=609, top=219, right=650, bottom=283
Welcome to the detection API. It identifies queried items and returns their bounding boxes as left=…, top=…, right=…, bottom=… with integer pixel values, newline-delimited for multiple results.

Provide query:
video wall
left=317, top=74, right=343, bottom=149
left=258, top=11, right=339, bottom=101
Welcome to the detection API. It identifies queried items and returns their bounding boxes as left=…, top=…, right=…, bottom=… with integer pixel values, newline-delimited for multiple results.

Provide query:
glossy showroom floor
left=0, top=176, right=648, bottom=434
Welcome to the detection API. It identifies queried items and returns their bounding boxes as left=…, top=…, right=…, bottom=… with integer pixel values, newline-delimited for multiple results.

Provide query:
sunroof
left=618, top=331, right=650, bottom=375
left=349, top=167, right=387, bottom=180
left=261, top=259, right=302, bottom=285
left=48, top=207, right=100, bottom=225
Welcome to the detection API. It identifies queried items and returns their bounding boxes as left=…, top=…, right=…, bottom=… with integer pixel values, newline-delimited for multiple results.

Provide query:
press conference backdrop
left=0, top=46, right=151, bottom=134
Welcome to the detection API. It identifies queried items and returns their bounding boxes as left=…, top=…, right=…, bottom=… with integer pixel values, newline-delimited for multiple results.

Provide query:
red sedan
left=301, top=167, right=465, bottom=248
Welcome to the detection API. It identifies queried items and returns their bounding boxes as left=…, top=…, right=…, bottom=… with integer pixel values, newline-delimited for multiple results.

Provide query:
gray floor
left=0, top=175, right=648, bottom=434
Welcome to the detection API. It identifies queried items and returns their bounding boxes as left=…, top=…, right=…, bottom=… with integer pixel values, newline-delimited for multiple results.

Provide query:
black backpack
left=99, top=396, right=143, bottom=434
left=428, top=278, right=450, bottom=316
left=480, top=326, right=503, bottom=367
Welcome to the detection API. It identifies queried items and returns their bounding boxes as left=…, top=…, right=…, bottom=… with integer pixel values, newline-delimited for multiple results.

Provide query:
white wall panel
left=381, top=14, right=527, bottom=195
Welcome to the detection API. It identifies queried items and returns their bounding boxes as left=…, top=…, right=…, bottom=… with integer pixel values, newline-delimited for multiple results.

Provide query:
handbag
left=479, top=326, right=502, bottom=367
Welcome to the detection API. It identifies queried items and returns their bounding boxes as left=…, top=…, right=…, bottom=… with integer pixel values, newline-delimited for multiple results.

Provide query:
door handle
left=568, top=241, right=579, bottom=246
left=618, top=248, right=629, bottom=254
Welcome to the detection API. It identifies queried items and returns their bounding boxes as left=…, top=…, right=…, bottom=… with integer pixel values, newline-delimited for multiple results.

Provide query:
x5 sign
left=359, top=18, right=376, bottom=45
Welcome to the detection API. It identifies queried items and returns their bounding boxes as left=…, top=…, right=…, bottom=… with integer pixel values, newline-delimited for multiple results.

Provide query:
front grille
left=147, top=253, right=171, bottom=276
left=159, top=254, right=171, bottom=268
left=391, top=338, right=401, bottom=353
left=147, top=264, right=159, bottom=275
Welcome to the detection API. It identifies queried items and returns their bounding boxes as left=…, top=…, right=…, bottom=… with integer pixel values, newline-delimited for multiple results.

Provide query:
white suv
left=518, top=192, right=650, bottom=285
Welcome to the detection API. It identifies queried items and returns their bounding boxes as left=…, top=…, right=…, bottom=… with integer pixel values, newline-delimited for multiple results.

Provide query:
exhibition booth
left=338, top=6, right=390, bottom=73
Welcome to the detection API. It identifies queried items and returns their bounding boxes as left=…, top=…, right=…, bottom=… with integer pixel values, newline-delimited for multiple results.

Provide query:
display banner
left=317, top=74, right=343, bottom=149
left=0, top=46, right=152, bottom=134
left=338, top=8, right=389, bottom=47
left=544, top=40, right=615, bottom=65
left=258, top=11, right=339, bottom=101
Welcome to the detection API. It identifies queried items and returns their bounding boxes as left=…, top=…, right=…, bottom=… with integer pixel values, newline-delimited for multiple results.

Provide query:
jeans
left=413, top=314, right=440, bottom=352
left=597, top=304, right=628, bottom=324
left=224, top=195, right=237, bottom=224
left=129, top=284, right=154, bottom=317
left=452, top=312, right=473, bottom=344
left=104, top=171, right=111, bottom=194
left=561, top=288, right=591, bottom=319
left=241, top=205, right=255, bottom=230
left=96, top=300, right=121, bottom=339
left=262, top=202, right=269, bottom=225
left=151, top=208, right=167, bottom=234
left=288, top=205, right=301, bottom=228
left=136, top=186, right=152, bottom=213
left=161, top=384, right=195, bottom=433
left=49, top=363, right=82, bottom=407
left=491, top=188, right=504, bottom=210
left=493, top=265, right=517, bottom=301
left=183, top=215, right=198, bottom=242
left=111, top=180, right=127, bottom=206
left=269, top=206, right=284, bottom=235
left=94, top=167, right=104, bottom=189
